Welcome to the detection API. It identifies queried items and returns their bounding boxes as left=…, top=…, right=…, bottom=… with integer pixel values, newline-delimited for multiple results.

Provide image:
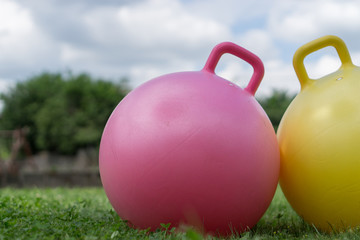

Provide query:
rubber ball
left=99, top=42, right=279, bottom=236
left=278, top=35, right=360, bottom=231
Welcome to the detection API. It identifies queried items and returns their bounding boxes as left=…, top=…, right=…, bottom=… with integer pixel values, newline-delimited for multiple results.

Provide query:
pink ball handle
left=202, top=42, right=264, bottom=96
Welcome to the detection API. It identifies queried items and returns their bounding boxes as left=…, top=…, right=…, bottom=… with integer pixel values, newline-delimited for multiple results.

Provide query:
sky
left=1, top=0, right=360, bottom=102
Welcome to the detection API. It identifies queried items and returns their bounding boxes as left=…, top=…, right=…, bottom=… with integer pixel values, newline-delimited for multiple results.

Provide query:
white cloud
left=81, top=0, right=233, bottom=86
left=60, top=43, right=96, bottom=63
left=0, top=0, right=33, bottom=33
left=0, top=78, right=12, bottom=93
left=0, top=0, right=59, bottom=78
left=305, top=55, right=341, bottom=79
left=117, top=0, right=229, bottom=47
left=128, top=59, right=197, bottom=87
left=238, top=29, right=279, bottom=61
left=183, top=0, right=271, bottom=25
left=0, top=0, right=37, bottom=63
left=260, top=59, right=300, bottom=96
left=269, top=0, right=360, bottom=44
left=352, top=52, right=360, bottom=66
left=84, top=0, right=231, bottom=51
left=213, top=57, right=300, bottom=97
left=0, top=0, right=235, bottom=89
left=1, top=0, right=360, bottom=99
left=216, top=57, right=253, bottom=89
left=211, top=29, right=285, bottom=95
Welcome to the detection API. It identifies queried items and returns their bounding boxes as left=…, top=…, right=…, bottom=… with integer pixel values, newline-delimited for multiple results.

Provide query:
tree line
left=0, top=72, right=295, bottom=155
left=258, top=90, right=295, bottom=131
left=0, top=73, right=129, bottom=155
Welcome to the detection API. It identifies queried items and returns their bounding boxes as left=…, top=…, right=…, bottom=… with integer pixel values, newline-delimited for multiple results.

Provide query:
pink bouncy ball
left=99, top=42, right=279, bottom=236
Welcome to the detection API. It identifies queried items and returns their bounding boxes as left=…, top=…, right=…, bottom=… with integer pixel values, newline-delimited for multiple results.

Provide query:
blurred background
left=0, top=0, right=359, bottom=187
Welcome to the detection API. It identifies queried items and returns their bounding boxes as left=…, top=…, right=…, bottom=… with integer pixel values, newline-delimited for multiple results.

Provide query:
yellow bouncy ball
left=278, top=35, right=360, bottom=232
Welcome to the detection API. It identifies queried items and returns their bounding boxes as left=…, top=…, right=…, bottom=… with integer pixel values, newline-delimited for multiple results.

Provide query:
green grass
left=1, top=187, right=360, bottom=240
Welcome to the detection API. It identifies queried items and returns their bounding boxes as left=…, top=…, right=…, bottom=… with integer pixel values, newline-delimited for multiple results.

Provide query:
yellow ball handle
left=293, top=35, right=354, bottom=89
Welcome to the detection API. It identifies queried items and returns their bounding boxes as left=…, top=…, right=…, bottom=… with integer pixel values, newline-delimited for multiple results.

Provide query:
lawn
left=0, top=187, right=359, bottom=239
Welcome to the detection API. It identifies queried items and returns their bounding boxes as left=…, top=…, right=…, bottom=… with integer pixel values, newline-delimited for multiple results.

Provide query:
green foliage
left=258, top=90, right=296, bottom=131
left=0, top=72, right=129, bottom=155
left=0, top=138, right=11, bottom=160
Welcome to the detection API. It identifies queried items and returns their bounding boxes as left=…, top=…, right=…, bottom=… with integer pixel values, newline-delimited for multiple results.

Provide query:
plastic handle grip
left=202, top=42, right=264, bottom=96
left=293, top=35, right=354, bottom=89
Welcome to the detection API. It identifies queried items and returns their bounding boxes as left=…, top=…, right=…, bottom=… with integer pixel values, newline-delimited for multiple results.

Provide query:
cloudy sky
left=1, top=0, right=360, bottom=101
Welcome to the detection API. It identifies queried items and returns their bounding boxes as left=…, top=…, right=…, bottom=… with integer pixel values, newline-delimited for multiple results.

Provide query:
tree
left=0, top=72, right=129, bottom=155
left=258, top=90, right=296, bottom=131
